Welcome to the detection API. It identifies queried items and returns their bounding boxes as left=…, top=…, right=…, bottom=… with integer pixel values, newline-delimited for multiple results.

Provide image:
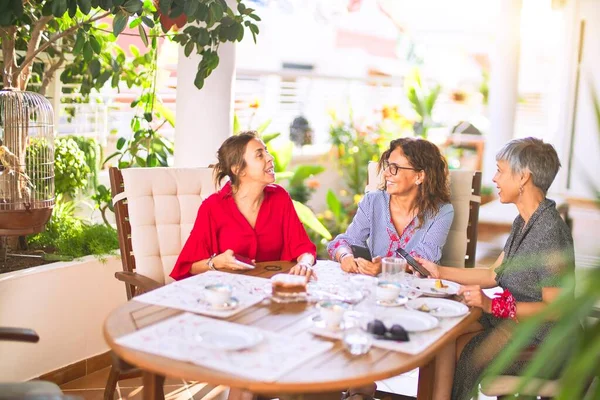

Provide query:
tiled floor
left=60, top=367, right=230, bottom=400
left=59, top=203, right=600, bottom=400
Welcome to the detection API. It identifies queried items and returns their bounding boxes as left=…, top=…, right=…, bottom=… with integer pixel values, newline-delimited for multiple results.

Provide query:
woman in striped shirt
left=327, top=137, right=454, bottom=276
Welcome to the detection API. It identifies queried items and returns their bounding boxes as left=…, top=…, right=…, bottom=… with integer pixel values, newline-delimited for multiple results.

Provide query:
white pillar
left=483, top=0, right=522, bottom=183
left=45, top=68, right=63, bottom=133
left=174, top=9, right=236, bottom=167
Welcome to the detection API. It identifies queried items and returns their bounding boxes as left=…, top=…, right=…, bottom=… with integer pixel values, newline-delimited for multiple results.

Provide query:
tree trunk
left=0, top=26, right=18, bottom=88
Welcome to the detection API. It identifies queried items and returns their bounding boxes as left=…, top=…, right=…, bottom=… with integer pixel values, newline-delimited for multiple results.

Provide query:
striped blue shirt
left=327, top=190, right=454, bottom=263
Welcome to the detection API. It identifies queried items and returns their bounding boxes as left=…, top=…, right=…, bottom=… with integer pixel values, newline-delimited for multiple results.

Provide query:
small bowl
left=375, top=281, right=402, bottom=302
left=204, top=283, right=233, bottom=306
left=316, top=300, right=350, bottom=329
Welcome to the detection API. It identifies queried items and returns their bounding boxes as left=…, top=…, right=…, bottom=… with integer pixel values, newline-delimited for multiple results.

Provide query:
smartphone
left=350, top=245, right=372, bottom=262
left=395, top=247, right=430, bottom=277
left=234, top=254, right=255, bottom=270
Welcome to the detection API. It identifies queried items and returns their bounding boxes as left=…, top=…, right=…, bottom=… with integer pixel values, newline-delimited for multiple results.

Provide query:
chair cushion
left=121, top=167, right=216, bottom=284
left=366, top=162, right=479, bottom=267
left=480, top=375, right=559, bottom=397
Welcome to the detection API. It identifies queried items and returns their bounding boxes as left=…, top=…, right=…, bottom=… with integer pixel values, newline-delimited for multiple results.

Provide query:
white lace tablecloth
left=309, top=308, right=470, bottom=355
left=134, top=271, right=268, bottom=318
left=310, top=260, right=423, bottom=300
left=310, top=261, right=470, bottom=355
left=116, top=313, right=333, bottom=382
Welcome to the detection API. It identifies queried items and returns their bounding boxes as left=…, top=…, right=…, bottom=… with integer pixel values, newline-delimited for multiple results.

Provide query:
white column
left=483, top=0, right=522, bottom=183
left=174, top=3, right=237, bottom=167
left=551, top=0, right=580, bottom=193
left=45, top=68, right=63, bottom=133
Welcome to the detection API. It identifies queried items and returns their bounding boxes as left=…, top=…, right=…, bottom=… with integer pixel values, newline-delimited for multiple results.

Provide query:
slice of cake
left=270, top=273, right=307, bottom=298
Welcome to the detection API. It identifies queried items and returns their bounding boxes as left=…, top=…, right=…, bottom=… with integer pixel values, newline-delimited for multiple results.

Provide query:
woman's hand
left=340, top=255, right=359, bottom=273
left=213, top=249, right=255, bottom=271
left=458, top=285, right=492, bottom=313
left=413, top=256, right=441, bottom=278
left=356, top=256, right=382, bottom=276
left=289, top=262, right=317, bottom=280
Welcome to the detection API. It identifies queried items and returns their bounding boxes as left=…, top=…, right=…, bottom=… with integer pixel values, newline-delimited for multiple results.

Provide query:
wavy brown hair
left=377, top=137, right=450, bottom=227
left=213, top=131, right=258, bottom=191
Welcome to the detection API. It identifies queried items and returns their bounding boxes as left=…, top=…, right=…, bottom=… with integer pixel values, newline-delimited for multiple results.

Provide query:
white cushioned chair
left=107, top=166, right=217, bottom=399
left=366, top=161, right=482, bottom=267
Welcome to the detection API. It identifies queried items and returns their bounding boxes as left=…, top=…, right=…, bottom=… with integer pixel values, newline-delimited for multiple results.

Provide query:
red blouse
left=170, top=182, right=316, bottom=280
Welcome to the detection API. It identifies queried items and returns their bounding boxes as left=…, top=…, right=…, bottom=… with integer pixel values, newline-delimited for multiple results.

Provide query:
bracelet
left=338, top=252, right=351, bottom=262
left=491, top=288, right=518, bottom=321
left=207, top=253, right=217, bottom=271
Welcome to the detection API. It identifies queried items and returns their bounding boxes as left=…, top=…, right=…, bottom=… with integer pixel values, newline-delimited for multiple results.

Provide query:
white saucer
left=311, top=315, right=344, bottom=331
left=209, top=297, right=240, bottom=310
left=376, top=295, right=408, bottom=307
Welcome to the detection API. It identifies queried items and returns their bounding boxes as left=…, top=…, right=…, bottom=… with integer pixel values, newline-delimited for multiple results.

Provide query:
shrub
left=54, top=136, right=90, bottom=197
left=28, top=199, right=119, bottom=258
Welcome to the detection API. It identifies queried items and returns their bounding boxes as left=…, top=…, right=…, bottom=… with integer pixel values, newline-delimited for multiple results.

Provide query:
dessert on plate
left=270, top=273, right=307, bottom=301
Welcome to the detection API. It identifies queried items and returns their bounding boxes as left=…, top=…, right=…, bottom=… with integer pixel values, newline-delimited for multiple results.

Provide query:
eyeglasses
left=383, top=161, right=418, bottom=176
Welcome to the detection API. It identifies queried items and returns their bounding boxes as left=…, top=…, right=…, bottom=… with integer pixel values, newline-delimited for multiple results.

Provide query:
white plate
left=376, top=295, right=408, bottom=307
left=209, top=297, right=239, bottom=310
left=406, top=298, right=468, bottom=318
left=382, top=310, right=439, bottom=332
left=196, top=327, right=263, bottom=351
left=409, top=279, right=460, bottom=298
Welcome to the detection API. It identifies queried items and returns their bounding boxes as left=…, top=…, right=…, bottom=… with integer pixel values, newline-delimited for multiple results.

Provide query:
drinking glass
left=342, top=311, right=373, bottom=356
left=381, top=257, right=406, bottom=284
left=350, top=275, right=378, bottom=312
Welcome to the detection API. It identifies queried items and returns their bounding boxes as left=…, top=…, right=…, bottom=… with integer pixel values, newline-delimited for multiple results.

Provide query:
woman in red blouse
left=170, top=131, right=317, bottom=281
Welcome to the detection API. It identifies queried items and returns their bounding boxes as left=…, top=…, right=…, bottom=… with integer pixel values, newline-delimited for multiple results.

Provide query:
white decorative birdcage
left=0, top=88, right=54, bottom=236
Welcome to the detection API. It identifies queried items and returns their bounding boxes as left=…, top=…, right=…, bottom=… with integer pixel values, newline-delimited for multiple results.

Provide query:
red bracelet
left=491, top=288, right=518, bottom=321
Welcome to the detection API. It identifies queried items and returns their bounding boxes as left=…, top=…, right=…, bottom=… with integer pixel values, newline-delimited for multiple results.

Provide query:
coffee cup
left=375, top=281, right=402, bottom=302
left=317, top=300, right=349, bottom=329
left=204, top=283, right=233, bottom=306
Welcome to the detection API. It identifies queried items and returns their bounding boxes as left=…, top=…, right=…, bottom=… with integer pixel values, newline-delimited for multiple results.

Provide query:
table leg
left=142, top=371, right=165, bottom=400
left=416, top=357, right=436, bottom=400
left=227, top=388, right=257, bottom=400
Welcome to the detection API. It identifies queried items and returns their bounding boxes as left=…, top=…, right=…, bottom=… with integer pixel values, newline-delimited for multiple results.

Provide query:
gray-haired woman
left=412, top=137, right=575, bottom=400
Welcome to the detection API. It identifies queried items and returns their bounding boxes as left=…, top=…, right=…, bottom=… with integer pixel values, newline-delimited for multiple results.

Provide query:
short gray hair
left=496, top=137, right=561, bottom=194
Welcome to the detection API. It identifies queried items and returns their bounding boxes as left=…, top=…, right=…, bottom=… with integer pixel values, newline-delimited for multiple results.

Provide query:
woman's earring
left=416, top=181, right=421, bottom=186
left=519, top=185, right=524, bottom=196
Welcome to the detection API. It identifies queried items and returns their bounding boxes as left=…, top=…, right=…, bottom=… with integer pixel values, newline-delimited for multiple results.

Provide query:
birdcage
left=0, top=89, right=54, bottom=237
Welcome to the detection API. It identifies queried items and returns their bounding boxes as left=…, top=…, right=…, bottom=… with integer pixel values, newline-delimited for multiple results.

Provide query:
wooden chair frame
left=465, top=171, right=482, bottom=268
left=105, top=167, right=164, bottom=400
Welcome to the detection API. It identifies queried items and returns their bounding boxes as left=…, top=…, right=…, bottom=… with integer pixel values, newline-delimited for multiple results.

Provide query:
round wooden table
left=104, top=261, right=481, bottom=400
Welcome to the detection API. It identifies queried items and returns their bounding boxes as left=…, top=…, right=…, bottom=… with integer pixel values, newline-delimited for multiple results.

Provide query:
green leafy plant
left=287, top=165, right=324, bottom=203
left=1, top=0, right=259, bottom=92
left=95, top=30, right=174, bottom=227
left=28, top=196, right=119, bottom=258
left=67, top=135, right=101, bottom=190
left=405, top=68, right=441, bottom=138
left=329, top=119, right=381, bottom=198
left=54, top=136, right=90, bottom=198
left=480, top=70, right=490, bottom=105
left=91, top=184, right=114, bottom=227
left=25, top=138, right=53, bottom=200
left=102, top=33, right=174, bottom=169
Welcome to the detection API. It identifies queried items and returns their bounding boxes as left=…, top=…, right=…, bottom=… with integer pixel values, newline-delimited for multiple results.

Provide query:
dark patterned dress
left=451, top=199, right=575, bottom=400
